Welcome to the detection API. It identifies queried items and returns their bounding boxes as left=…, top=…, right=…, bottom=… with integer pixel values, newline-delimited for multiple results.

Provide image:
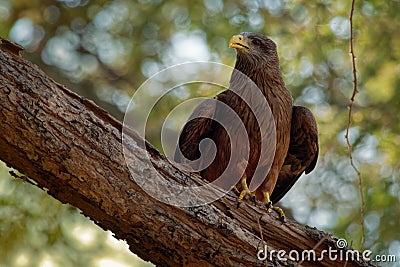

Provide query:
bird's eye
left=251, top=39, right=261, bottom=46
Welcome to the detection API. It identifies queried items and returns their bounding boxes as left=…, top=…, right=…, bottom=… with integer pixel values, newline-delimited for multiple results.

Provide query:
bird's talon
left=263, top=192, right=286, bottom=222
left=235, top=175, right=257, bottom=207
left=251, top=195, right=257, bottom=204
left=272, top=206, right=286, bottom=223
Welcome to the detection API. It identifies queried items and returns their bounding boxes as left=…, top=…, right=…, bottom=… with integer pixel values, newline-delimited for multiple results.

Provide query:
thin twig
left=257, top=216, right=268, bottom=267
left=9, top=170, right=37, bottom=186
left=297, top=233, right=330, bottom=266
left=346, top=0, right=365, bottom=249
left=343, top=240, right=353, bottom=267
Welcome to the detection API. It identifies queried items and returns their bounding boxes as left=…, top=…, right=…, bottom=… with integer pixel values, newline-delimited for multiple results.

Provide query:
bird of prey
left=174, top=32, right=318, bottom=221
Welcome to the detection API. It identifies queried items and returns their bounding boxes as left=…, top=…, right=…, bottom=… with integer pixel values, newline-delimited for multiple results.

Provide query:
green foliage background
left=0, top=0, right=399, bottom=266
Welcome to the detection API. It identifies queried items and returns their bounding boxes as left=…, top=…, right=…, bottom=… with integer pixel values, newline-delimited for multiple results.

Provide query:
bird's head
left=229, top=32, right=280, bottom=73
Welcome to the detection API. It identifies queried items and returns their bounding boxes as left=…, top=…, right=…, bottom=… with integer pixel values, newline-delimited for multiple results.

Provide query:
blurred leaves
left=0, top=163, right=152, bottom=267
left=1, top=0, right=399, bottom=266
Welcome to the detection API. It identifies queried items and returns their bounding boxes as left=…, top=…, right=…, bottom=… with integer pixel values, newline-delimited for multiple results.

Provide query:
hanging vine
left=345, top=0, right=365, bottom=249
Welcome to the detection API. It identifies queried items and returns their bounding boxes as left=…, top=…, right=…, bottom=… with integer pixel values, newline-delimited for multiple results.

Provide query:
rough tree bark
left=0, top=38, right=373, bottom=267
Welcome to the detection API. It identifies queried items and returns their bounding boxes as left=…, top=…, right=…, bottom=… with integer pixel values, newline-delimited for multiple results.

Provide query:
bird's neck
left=231, top=65, right=287, bottom=97
left=252, top=67, right=287, bottom=95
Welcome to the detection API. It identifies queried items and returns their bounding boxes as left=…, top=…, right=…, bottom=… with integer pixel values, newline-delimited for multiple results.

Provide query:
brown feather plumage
left=175, top=32, right=318, bottom=205
left=270, top=106, right=319, bottom=204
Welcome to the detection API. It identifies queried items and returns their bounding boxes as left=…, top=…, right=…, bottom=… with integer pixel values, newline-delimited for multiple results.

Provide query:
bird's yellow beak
left=229, top=35, right=249, bottom=49
left=229, top=35, right=249, bottom=50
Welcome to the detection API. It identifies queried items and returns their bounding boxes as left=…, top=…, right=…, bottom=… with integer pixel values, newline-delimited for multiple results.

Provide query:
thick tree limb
left=0, top=39, right=373, bottom=267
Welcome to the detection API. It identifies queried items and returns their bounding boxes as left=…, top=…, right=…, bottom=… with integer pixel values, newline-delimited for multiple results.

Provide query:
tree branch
left=0, top=39, right=373, bottom=267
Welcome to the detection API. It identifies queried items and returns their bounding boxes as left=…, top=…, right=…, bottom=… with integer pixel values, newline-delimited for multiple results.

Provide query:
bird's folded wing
left=270, top=105, right=319, bottom=204
left=174, top=93, right=225, bottom=163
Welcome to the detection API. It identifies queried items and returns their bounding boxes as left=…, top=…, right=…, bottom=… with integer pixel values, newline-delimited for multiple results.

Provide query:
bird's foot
left=263, top=192, right=286, bottom=223
left=236, top=177, right=256, bottom=208
left=271, top=206, right=286, bottom=223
